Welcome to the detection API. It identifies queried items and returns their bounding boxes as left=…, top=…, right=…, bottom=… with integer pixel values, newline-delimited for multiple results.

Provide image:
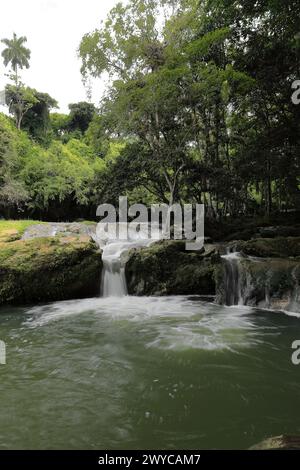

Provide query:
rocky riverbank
left=0, top=220, right=300, bottom=312
left=0, top=221, right=101, bottom=304
left=125, top=236, right=300, bottom=312
left=216, top=237, right=300, bottom=311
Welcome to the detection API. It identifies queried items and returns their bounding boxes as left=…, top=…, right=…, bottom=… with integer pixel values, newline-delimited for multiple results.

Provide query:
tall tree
left=79, top=0, right=300, bottom=217
left=79, top=0, right=192, bottom=206
left=1, top=33, right=33, bottom=130
left=1, top=33, right=31, bottom=86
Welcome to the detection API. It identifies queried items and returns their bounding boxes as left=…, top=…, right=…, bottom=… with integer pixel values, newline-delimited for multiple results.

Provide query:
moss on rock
left=230, top=237, right=300, bottom=258
left=125, top=240, right=220, bottom=296
left=216, top=255, right=300, bottom=311
left=0, top=234, right=102, bottom=305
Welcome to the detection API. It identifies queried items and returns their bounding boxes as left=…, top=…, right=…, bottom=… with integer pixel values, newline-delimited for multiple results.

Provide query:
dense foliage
left=0, top=1, right=299, bottom=221
left=80, top=0, right=300, bottom=218
left=0, top=113, right=106, bottom=219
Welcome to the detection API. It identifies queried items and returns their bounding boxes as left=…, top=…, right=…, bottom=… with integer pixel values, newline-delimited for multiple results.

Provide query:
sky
left=0, top=0, right=119, bottom=113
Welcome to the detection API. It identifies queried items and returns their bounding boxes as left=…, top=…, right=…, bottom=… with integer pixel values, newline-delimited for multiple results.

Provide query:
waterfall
left=220, top=251, right=264, bottom=307
left=101, top=241, right=129, bottom=297
left=221, top=252, right=244, bottom=306
left=288, top=266, right=300, bottom=312
left=220, top=249, right=261, bottom=307
left=96, top=223, right=156, bottom=297
left=220, top=250, right=300, bottom=313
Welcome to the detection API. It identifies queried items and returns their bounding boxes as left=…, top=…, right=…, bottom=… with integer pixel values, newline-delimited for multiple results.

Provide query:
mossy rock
left=230, top=237, right=300, bottom=258
left=216, top=256, right=300, bottom=310
left=243, top=258, right=299, bottom=304
left=0, top=235, right=102, bottom=305
left=125, top=240, right=220, bottom=296
left=257, top=225, right=300, bottom=238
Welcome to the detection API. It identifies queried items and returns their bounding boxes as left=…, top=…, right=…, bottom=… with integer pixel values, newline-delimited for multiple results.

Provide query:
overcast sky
left=0, top=0, right=119, bottom=113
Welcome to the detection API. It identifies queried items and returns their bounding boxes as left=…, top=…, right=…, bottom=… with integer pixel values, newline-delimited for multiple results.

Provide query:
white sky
left=0, top=0, right=119, bottom=113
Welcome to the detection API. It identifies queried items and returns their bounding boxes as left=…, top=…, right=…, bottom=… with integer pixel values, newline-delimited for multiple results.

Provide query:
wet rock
left=224, top=228, right=257, bottom=242
left=250, top=435, right=300, bottom=450
left=125, top=240, right=220, bottom=296
left=229, top=237, right=300, bottom=258
left=256, top=225, right=300, bottom=238
left=216, top=255, right=300, bottom=312
left=21, top=222, right=97, bottom=241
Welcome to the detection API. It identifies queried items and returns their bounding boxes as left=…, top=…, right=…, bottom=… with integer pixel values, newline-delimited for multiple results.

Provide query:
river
left=0, top=295, right=300, bottom=449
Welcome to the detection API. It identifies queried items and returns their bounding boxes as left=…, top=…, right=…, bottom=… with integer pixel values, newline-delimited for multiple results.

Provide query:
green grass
left=0, top=220, right=43, bottom=242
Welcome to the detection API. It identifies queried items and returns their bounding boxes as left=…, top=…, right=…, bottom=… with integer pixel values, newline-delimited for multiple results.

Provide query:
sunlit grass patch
left=0, top=220, right=43, bottom=242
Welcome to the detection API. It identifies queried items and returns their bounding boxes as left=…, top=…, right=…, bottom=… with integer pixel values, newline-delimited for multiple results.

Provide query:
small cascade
left=96, top=223, right=156, bottom=297
left=101, top=241, right=129, bottom=297
left=220, top=244, right=271, bottom=307
left=221, top=252, right=244, bottom=306
left=288, top=266, right=300, bottom=312
left=220, top=250, right=300, bottom=313
left=220, top=250, right=264, bottom=307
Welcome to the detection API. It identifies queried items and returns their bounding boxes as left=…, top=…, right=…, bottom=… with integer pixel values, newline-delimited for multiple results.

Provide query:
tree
left=1, top=33, right=31, bottom=86
left=1, top=33, right=34, bottom=130
left=21, top=90, right=58, bottom=144
left=85, top=114, right=109, bottom=156
left=50, top=113, right=70, bottom=140
left=5, top=84, right=37, bottom=130
left=79, top=0, right=193, bottom=206
left=209, top=0, right=300, bottom=215
left=79, top=0, right=250, bottom=210
left=0, top=113, right=28, bottom=217
left=68, top=102, right=96, bottom=134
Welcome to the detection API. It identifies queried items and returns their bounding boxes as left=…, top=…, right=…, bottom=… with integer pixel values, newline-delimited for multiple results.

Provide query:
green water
left=0, top=296, right=300, bottom=449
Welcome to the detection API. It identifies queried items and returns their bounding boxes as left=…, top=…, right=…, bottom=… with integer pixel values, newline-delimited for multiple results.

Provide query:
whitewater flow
left=221, top=251, right=264, bottom=307
left=95, top=223, right=156, bottom=297
left=23, top=295, right=266, bottom=351
left=221, top=252, right=244, bottom=306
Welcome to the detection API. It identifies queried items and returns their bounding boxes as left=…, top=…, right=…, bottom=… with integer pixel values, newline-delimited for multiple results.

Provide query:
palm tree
left=1, top=33, right=31, bottom=85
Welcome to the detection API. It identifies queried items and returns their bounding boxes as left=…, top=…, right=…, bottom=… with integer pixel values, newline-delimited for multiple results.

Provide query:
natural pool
left=0, top=296, right=299, bottom=449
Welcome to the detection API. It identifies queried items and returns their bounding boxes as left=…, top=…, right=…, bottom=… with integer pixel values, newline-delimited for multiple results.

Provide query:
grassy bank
left=0, top=220, right=102, bottom=305
left=0, top=220, right=43, bottom=242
